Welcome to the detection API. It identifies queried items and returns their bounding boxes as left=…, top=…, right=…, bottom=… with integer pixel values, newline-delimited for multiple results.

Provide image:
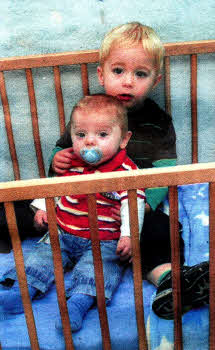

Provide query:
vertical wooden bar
left=169, top=186, right=183, bottom=350
left=53, top=66, right=66, bottom=135
left=25, top=68, right=46, bottom=178
left=45, top=198, right=75, bottom=350
left=209, top=182, right=215, bottom=349
left=81, top=63, right=89, bottom=96
left=190, top=54, right=198, bottom=163
left=164, top=56, right=171, bottom=115
left=87, top=193, right=112, bottom=350
left=128, top=190, right=148, bottom=350
left=0, top=71, right=20, bottom=180
left=4, top=201, right=40, bottom=350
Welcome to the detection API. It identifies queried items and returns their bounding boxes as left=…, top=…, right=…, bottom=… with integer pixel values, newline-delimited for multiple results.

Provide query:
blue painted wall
left=0, top=0, right=215, bottom=181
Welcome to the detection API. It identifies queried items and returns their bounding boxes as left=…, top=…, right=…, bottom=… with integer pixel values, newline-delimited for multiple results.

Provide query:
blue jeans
left=2, top=228, right=123, bottom=299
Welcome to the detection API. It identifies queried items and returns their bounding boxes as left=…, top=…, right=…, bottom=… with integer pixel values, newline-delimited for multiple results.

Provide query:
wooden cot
left=0, top=39, right=215, bottom=350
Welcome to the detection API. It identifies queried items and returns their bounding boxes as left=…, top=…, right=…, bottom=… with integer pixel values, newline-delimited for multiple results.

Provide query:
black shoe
left=152, top=261, right=209, bottom=319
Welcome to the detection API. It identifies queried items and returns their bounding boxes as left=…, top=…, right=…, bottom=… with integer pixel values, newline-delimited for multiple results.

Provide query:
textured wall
left=0, top=0, right=215, bottom=181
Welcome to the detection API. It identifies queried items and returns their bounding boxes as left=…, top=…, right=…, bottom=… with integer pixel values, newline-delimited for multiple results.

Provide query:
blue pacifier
left=80, top=148, right=103, bottom=164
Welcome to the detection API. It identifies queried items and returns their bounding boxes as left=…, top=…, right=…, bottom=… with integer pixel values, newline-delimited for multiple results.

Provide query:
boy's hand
left=34, top=210, right=48, bottom=230
left=116, top=236, right=132, bottom=262
left=52, top=147, right=74, bottom=174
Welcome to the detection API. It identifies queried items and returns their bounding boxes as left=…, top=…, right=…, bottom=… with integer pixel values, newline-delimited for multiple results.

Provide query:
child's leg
left=152, top=261, right=209, bottom=319
left=55, top=239, right=122, bottom=331
left=55, top=293, right=95, bottom=331
left=0, top=235, right=70, bottom=314
left=0, top=281, right=37, bottom=314
left=141, top=209, right=209, bottom=319
left=0, top=200, right=39, bottom=253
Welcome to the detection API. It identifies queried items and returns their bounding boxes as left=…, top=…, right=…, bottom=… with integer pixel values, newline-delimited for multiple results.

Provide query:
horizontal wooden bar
left=0, top=40, right=215, bottom=71
left=0, top=50, right=99, bottom=71
left=164, top=39, right=215, bottom=56
left=0, top=162, right=215, bottom=202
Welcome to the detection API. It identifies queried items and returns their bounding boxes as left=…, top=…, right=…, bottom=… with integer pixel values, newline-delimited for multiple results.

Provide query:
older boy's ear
left=120, top=131, right=132, bottom=149
left=153, top=74, right=162, bottom=89
left=97, top=66, right=104, bottom=86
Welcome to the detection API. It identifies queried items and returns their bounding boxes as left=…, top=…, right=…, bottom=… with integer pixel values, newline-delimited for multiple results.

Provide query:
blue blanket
left=0, top=241, right=156, bottom=349
left=0, top=183, right=209, bottom=349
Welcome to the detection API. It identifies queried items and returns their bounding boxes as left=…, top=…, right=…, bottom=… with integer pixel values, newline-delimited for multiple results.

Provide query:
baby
left=0, top=94, right=145, bottom=332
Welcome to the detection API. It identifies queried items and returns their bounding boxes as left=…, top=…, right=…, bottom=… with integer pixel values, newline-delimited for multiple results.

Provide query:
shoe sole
left=152, top=261, right=209, bottom=319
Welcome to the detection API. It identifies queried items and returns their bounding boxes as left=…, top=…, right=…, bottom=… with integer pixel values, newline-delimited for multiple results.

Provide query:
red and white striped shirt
left=56, top=149, right=145, bottom=240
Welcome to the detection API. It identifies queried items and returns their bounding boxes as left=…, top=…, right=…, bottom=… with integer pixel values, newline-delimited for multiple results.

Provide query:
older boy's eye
left=100, top=132, right=108, bottom=137
left=113, top=67, right=123, bottom=75
left=77, top=132, right=85, bottom=138
left=135, top=71, right=148, bottom=78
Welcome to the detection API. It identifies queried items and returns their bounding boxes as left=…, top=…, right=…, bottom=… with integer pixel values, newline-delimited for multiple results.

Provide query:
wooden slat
left=0, top=71, right=20, bottom=180
left=87, top=193, right=112, bottom=350
left=81, top=63, right=90, bottom=96
left=25, top=68, right=46, bottom=177
left=190, top=54, right=198, bottom=163
left=164, top=56, right=171, bottom=115
left=1, top=162, right=215, bottom=203
left=45, top=198, right=74, bottom=350
left=128, top=190, right=148, bottom=350
left=53, top=66, right=66, bottom=135
left=4, top=201, right=40, bottom=350
left=0, top=50, right=99, bottom=71
left=169, top=186, right=183, bottom=350
left=209, top=182, right=215, bottom=349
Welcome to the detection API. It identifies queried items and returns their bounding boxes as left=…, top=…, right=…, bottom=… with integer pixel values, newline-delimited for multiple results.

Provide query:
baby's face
left=71, top=109, right=130, bottom=166
left=97, top=44, right=161, bottom=109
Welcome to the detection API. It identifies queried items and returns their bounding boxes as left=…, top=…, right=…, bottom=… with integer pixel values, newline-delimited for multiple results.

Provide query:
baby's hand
left=116, top=236, right=132, bottom=262
left=52, top=147, right=74, bottom=174
left=34, top=210, right=48, bottom=230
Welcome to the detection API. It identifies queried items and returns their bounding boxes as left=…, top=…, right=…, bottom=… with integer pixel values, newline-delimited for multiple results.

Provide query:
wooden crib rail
left=1, top=162, right=215, bottom=202
left=1, top=162, right=215, bottom=350
left=0, top=40, right=215, bottom=71
left=0, top=39, right=215, bottom=180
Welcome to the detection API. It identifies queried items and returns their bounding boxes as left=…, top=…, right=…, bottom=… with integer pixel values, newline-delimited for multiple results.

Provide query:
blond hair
left=99, top=22, right=164, bottom=73
left=71, top=94, right=128, bottom=136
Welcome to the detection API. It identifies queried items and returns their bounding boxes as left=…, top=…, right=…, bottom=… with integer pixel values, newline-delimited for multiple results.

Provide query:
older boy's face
left=97, top=44, right=161, bottom=109
left=71, top=109, right=131, bottom=166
